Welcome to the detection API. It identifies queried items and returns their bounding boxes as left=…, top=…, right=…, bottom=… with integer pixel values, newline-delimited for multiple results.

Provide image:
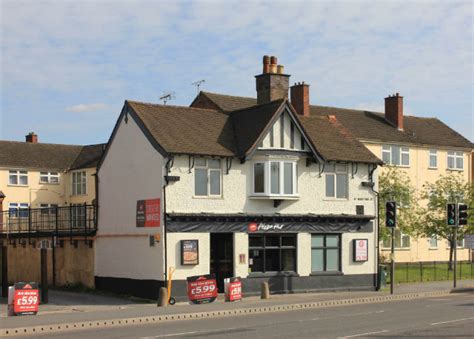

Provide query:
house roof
left=0, top=140, right=105, bottom=171
left=193, top=92, right=473, bottom=149
left=126, top=99, right=381, bottom=164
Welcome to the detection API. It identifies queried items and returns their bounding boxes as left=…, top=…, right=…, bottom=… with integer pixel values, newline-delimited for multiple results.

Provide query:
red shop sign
left=186, top=274, right=218, bottom=304
left=136, top=198, right=161, bottom=227
left=13, top=282, right=39, bottom=315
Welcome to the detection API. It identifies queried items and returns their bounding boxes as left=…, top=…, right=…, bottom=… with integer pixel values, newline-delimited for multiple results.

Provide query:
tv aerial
left=159, top=91, right=175, bottom=105
left=191, top=79, right=205, bottom=93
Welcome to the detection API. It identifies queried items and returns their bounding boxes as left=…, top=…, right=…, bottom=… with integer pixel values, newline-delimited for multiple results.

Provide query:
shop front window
left=249, top=234, right=296, bottom=273
left=311, top=234, right=341, bottom=272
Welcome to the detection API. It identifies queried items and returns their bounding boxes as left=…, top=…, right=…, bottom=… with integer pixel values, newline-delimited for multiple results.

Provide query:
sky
left=1, top=0, right=473, bottom=145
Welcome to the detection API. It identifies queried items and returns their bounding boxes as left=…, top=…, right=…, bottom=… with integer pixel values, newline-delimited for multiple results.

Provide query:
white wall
left=233, top=233, right=249, bottom=278
left=96, top=112, right=165, bottom=281
left=166, top=232, right=210, bottom=280
left=166, top=156, right=376, bottom=217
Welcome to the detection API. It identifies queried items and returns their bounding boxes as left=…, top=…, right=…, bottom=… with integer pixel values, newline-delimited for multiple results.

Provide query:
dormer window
left=252, top=160, right=298, bottom=198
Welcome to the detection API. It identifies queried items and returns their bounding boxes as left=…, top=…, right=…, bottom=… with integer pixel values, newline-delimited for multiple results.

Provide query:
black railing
left=0, top=204, right=96, bottom=237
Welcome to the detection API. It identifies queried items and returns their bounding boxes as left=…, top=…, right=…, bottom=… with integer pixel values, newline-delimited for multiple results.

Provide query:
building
left=191, top=79, right=473, bottom=263
left=0, top=133, right=105, bottom=288
left=96, top=56, right=383, bottom=300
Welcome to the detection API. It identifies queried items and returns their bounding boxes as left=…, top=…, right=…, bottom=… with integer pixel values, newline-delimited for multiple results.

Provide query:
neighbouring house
left=96, top=56, right=383, bottom=300
left=0, top=133, right=105, bottom=288
left=191, top=71, right=473, bottom=264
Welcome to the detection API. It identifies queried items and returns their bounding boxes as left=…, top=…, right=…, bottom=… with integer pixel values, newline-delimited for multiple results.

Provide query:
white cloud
left=66, top=103, right=109, bottom=113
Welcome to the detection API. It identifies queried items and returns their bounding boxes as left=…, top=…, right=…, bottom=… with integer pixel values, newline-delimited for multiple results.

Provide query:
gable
left=259, top=108, right=309, bottom=152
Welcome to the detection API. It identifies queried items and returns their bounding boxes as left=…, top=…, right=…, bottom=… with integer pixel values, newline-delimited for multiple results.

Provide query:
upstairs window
left=252, top=161, right=298, bottom=197
left=325, top=164, right=348, bottom=199
left=429, top=150, right=437, bottom=169
left=194, top=158, right=222, bottom=197
left=382, top=145, right=409, bottom=166
left=40, top=172, right=60, bottom=184
left=447, top=151, right=463, bottom=170
left=382, top=229, right=410, bottom=249
left=9, top=170, right=28, bottom=186
left=72, top=171, right=87, bottom=195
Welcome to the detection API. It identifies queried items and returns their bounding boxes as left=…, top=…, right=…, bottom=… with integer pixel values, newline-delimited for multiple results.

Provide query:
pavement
left=1, top=279, right=473, bottom=337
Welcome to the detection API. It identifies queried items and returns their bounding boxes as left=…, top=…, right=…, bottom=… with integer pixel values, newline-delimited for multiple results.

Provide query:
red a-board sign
left=136, top=198, right=160, bottom=227
left=225, top=277, right=242, bottom=302
left=186, top=274, right=218, bottom=304
left=13, top=282, right=39, bottom=315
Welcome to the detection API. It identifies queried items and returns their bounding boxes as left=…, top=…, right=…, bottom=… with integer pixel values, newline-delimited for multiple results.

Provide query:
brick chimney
left=25, top=132, right=38, bottom=143
left=255, top=55, right=290, bottom=104
left=385, top=93, right=403, bottom=130
left=290, top=82, right=310, bottom=117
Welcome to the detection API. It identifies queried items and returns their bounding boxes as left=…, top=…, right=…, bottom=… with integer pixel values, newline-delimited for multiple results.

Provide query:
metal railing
left=0, top=204, right=96, bottom=237
left=384, top=260, right=474, bottom=284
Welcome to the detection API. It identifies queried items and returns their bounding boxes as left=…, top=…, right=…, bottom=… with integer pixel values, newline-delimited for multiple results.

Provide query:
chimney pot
left=277, top=65, right=284, bottom=74
left=263, top=55, right=270, bottom=64
left=385, top=93, right=404, bottom=130
left=25, top=132, right=38, bottom=143
left=270, top=56, right=277, bottom=65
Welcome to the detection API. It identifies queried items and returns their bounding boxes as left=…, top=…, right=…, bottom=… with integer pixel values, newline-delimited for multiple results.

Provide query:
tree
left=379, top=168, right=422, bottom=243
left=420, top=173, right=474, bottom=269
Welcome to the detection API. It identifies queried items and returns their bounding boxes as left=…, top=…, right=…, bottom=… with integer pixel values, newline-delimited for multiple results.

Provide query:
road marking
left=143, top=327, right=244, bottom=338
left=142, top=331, right=198, bottom=338
left=342, top=330, right=389, bottom=338
left=430, top=317, right=474, bottom=326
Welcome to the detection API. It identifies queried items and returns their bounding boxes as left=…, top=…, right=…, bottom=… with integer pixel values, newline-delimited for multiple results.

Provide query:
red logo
left=248, top=223, right=258, bottom=232
left=24, top=284, right=32, bottom=289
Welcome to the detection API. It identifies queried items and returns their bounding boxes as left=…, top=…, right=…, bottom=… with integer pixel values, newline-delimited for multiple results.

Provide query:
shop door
left=210, top=233, right=233, bottom=293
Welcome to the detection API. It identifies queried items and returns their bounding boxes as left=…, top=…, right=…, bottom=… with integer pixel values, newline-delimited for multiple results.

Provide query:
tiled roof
left=0, top=141, right=105, bottom=171
left=195, top=92, right=472, bottom=149
left=127, top=101, right=235, bottom=157
left=127, top=99, right=381, bottom=164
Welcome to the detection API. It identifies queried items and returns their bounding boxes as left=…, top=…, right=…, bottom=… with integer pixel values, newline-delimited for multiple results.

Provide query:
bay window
left=252, top=160, right=298, bottom=197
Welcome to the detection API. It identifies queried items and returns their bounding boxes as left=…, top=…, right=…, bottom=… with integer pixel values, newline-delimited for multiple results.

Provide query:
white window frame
left=40, top=203, right=59, bottom=215
left=40, top=171, right=60, bottom=184
left=72, top=171, right=87, bottom=195
left=382, top=229, right=410, bottom=249
left=381, top=145, right=410, bottom=167
left=428, top=149, right=437, bottom=169
left=193, top=158, right=222, bottom=198
left=325, top=163, right=349, bottom=200
left=429, top=236, right=438, bottom=249
left=9, top=170, right=28, bottom=186
left=8, top=202, right=29, bottom=218
left=447, top=151, right=463, bottom=170
left=251, top=160, right=298, bottom=197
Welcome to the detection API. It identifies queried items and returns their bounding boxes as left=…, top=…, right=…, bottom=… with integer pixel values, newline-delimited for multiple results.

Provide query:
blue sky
left=1, top=0, right=472, bottom=144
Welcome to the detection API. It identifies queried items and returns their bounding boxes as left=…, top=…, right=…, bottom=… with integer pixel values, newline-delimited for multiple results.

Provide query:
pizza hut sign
left=248, top=222, right=285, bottom=232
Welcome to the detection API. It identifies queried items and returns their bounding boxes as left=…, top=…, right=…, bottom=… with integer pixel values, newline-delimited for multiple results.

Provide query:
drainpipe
left=163, top=156, right=173, bottom=290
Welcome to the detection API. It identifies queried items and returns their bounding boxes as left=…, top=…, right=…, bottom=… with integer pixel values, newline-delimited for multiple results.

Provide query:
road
left=30, top=293, right=474, bottom=338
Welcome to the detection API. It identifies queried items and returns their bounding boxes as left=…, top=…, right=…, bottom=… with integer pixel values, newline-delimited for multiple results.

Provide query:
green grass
left=384, top=262, right=473, bottom=284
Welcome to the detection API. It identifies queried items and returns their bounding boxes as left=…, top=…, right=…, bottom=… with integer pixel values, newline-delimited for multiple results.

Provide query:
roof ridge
left=0, top=140, right=84, bottom=148
left=229, top=98, right=286, bottom=115
left=127, top=99, right=222, bottom=113
left=202, top=91, right=255, bottom=100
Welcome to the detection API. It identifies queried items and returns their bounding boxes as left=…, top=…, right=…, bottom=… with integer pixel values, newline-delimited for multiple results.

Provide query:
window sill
left=322, top=198, right=349, bottom=201
left=428, top=167, right=438, bottom=170
left=192, top=195, right=223, bottom=199
left=447, top=168, right=463, bottom=172
left=310, top=271, right=343, bottom=276
left=71, top=194, right=88, bottom=197
left=249, top=195, right=300, bottom=200
left=428, top=247, right=438, bottom=250
left=39, top=182, right=60, bottom=185
left=247, top=271, right=299, bottom=278
left=8, top=184, right=29, bottom=187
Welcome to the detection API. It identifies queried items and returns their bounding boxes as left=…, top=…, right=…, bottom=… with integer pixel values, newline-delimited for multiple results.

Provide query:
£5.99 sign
left=186, top=274, right=218, bottom=304
left=13, top=282, right=39, bottom=315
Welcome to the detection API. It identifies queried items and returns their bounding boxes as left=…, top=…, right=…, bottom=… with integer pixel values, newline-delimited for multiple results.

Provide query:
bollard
left=261, top=281, right=270, bottom=299
left=157, top=287, right=168, bottom=307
